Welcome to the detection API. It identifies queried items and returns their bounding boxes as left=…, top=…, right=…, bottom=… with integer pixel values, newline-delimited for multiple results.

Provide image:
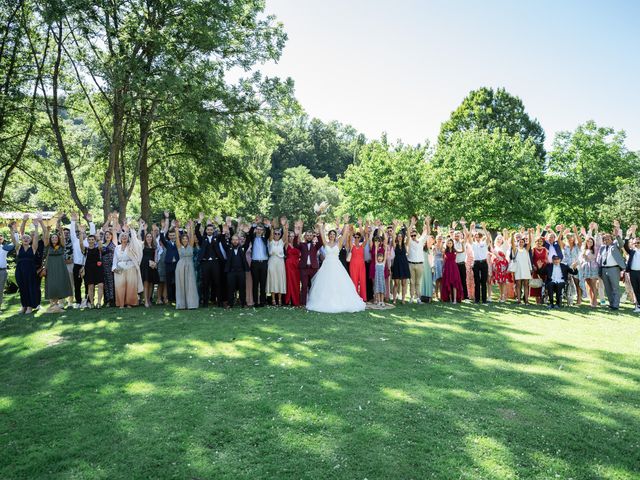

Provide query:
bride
left=306, top=222, right=366, bottom=313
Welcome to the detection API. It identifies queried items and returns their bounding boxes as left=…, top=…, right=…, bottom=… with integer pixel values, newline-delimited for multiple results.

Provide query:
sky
left=257, top=0, right=640, bottom=150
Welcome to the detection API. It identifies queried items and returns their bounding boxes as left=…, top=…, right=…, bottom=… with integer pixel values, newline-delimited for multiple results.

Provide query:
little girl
left=373, top=250, right=387, bottom=306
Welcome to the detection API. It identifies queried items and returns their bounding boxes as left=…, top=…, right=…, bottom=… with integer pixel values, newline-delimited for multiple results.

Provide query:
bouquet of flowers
left=313, top=201, right=330, bottom=221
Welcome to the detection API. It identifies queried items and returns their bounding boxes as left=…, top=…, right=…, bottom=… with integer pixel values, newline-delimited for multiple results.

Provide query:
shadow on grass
left=0, top=296, right=639, bottom=479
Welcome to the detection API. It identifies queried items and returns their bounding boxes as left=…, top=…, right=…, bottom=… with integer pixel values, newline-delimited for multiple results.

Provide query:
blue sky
left=259, top=0, right=640, bottom=150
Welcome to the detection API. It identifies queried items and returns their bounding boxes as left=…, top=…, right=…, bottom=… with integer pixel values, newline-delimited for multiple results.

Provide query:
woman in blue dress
left=15, top=216, right=41, bottom=314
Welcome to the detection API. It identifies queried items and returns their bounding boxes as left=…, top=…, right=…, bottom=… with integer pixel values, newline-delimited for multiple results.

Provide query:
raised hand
left=198, top=212, right=205, bottom=223
left=225, top=216, right=233, bottom=226
left=280, top=216, right=287, bottom=226
left=343, top=214, right=350, bottom=223
left=164, top=210, right=170, bottom=218
left=70, top=212, right=78, bottom=222
left=85, top=213, right=93, bottom=222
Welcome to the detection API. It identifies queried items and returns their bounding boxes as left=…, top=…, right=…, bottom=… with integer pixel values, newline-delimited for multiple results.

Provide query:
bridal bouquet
left=313, top=201, right=330, bottom=221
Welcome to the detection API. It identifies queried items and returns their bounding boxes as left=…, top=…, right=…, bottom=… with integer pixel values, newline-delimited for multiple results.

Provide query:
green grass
left=1, top=295, right=639, bottom=480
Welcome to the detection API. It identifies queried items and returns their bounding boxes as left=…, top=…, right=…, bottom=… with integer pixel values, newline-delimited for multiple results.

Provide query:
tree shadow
left=0, top=296, right=639, bottom=479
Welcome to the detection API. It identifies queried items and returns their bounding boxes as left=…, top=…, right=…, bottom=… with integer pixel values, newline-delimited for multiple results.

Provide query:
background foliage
left=1, top=2, right=638, bottom=230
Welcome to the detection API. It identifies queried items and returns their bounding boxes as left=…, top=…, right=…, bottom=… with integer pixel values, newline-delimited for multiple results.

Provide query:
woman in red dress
left=284, top=230, right=301, bottom=306
left=441, top=238, right=463, bottom=303
left=348, top=229, right=368, bottom=303
left=530, top=237, right=548, bottom=304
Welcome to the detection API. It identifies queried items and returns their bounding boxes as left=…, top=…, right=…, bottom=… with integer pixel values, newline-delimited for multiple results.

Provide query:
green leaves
left=430, top=129, right=543, bottom=228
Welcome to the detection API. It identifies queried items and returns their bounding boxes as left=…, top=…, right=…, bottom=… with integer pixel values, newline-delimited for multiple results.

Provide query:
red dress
left=349, top=243, right=367, bottom=302
left=530, top=247, right=548, bottom=298
left=441, top=250, right=463, bottom=302
left=491, top=249, right=511, bottom=284
left=285, top=244, right=301, bottom=306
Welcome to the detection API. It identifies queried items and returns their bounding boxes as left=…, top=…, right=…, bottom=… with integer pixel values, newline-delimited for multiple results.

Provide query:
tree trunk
left=140, top=135, right=151, bottom=221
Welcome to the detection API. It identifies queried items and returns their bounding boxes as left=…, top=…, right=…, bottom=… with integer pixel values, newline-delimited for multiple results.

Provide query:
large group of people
left=1, top=211, right=639, bottom=315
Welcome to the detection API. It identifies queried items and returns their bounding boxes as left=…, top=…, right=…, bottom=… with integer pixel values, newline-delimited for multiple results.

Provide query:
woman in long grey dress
left=174, top=220, right=199, bottom=310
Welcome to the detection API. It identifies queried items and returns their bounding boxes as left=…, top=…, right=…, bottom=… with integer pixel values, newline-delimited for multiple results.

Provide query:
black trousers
left=630, top=270, right=640, bottom=306
left=227, top=271, right=246, bottom=307
left=457, top=262, right=468, bottom=299
left=200, top=260, right=221, bottom=307
left=365, top=261, right=374, bottom=301
left=166, top=266, right=176, bottom=302
left=73, top=264, right=85, bottom=304
left=547, top=281, right=565, bottom=306
left=473, top=260, right=488, bottom=303
left=251, top=260, right=268, bottom=306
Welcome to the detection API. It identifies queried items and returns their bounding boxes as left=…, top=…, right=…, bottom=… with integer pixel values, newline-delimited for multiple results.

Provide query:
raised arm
left=39, top=215, right=49, bottom=247
left=31, top=219, right=40, bottom=254
left=339, top=223, right=350, bottom=249
left=482, top=222, right=493, bottom=249
left=526, top=228, right=533, bottom=251
left=318, top=221, right=329, bottom=246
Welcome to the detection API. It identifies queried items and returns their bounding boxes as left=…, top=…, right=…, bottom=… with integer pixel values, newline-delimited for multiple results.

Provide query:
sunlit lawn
left=1, top=295, right=639, bottom=479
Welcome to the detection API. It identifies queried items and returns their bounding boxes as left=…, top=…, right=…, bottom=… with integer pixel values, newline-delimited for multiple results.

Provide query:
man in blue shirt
left=249, top=218, right=271, bottom=307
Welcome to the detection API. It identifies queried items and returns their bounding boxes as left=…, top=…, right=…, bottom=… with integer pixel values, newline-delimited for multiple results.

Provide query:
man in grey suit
left=596, top=220, right=626, bottom=310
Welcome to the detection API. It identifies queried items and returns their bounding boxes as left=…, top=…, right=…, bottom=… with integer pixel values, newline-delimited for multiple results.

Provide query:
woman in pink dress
left=441, top=238, right=463, bottom=303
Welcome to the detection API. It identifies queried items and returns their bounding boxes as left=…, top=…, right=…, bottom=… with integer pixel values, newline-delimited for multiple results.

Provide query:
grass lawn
left=1, top=295, right=639, bottom=480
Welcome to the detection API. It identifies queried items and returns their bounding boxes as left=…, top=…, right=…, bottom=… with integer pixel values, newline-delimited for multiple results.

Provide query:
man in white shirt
left=466, top=222, right=491, bottom=304
left=69, top=213, right=96, bottom=308
left=0, top=223, right=17, bottom=310
left=407, top=217, right=429, bottom=303
left=453, top=230, right=468, bottom=300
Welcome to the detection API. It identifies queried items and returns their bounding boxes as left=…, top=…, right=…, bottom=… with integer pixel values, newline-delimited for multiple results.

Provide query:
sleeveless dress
left=285, top=244, right=301, bottom=306
left=513, top=247, right=532, bottom=280
left=16, top=246, right=39, bottom=308
left=420, top=249, right=434, bottom=298
left=530, top=247, right=548, bottom=297
left=84, top=247, right=104, bottom=285
left=140, top=245, right=159, bottom=284
left=102, top=242, right=116, bottom=304
left=491, top=248, right=511, bottom=284
left=432, top=248, right=444, bottom=281
left=266, top=239, right=286, bottom=294
left=45, top=246, right=73, bottom=299
left=306, top=244, right=366, bottom=313
left=392, top=244, right=410, bottom=279
left=441, top=250, right=463, bottom=302
left=175, top=245, right=199, bottom=309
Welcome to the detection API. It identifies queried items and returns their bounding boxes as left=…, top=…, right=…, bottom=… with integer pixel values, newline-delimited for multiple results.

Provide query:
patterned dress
left=491, top=248, right=511, bottom=284
left=102, top=241, right=116, bottom=305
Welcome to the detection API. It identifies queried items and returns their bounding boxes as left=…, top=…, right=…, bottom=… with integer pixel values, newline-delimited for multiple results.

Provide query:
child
left=374, top=250, right=387, bottom=306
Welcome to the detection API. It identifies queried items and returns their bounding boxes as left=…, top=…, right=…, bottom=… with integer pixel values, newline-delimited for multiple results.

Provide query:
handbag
left=37, top=248, right=49, bottom=278
left=529, top=278, right=543, bottom=289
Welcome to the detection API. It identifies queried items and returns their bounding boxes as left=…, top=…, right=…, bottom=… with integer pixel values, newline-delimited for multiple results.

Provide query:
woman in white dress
left=306, top=222, right=366, bottom=313
left=266, top=217, right=288, bottom=306
left=510, top=231, right=532, bottom=305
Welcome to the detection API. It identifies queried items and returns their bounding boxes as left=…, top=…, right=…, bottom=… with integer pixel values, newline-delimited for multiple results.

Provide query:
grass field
left=1, top=295, right=639, bottom=480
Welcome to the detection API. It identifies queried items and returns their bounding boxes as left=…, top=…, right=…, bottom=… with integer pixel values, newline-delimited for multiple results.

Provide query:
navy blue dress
left=16, top=246, right=40, bottom=308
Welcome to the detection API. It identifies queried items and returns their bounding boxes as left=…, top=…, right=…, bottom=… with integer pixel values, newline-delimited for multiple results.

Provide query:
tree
left=339, top=139, right=431, bottom=222
left=545, top=121, right=639, bottom=226
left=274, top=166, right=342, bottom=225
left=598, top=180, right=640, bottom=229
left=271, top=114, right=365, bottom=181
left=439, top=87, right=546, bottom=162
left=28, top=0, right=293, bottom=220
left=0, top=0, right=43, bottom=207
left=430, top=129, right=544, bottom=228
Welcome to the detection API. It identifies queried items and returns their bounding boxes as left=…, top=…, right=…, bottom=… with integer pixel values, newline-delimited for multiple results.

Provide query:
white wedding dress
left=306, top=244, right=366, bottom=313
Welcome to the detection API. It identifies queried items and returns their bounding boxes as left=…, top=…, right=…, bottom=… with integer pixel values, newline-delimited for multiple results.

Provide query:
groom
left=295, top=226, right=323, bottom=306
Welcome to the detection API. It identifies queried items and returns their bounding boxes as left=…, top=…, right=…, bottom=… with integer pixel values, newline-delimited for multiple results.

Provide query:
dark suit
left=294, top=235, right=323, bottom=305
left=223, top=240, right=249, bottom=308
left=248, top=225, right=271, bottom=306
left=624, top=238, right=640, bottom=307
left=544, top=263, right=575, bottom=306
left=160, top=232, right=179, bottom=302
left=195, top=223, right=223, bottom=307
